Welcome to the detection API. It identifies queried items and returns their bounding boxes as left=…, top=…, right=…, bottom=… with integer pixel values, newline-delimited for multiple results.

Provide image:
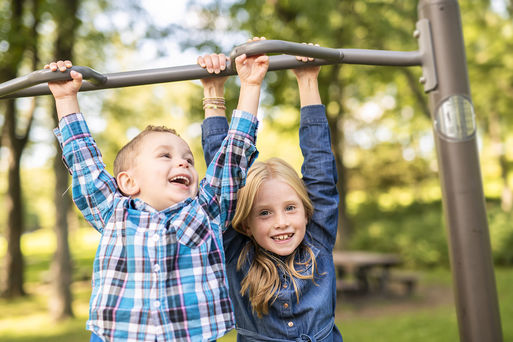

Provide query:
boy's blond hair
left=113, top=125, right=178, bottom=176
left=232, top=157, right=319, bottom=317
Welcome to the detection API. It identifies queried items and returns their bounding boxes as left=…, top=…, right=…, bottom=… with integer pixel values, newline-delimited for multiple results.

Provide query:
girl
left=200, top=49, right=342, bottom=341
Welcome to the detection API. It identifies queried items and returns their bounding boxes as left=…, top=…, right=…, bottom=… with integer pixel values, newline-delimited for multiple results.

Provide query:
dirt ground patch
left=335, top=280, right=455, bottom=320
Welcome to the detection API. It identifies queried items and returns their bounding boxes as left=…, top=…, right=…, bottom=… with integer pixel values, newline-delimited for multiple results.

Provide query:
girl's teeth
left=274, top=234, right=292, bottom=240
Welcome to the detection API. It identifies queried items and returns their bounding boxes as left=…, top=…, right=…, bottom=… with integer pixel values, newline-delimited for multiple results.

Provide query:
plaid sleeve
left=200, top=110, right=259, bottom=230
left=54, top=113, right=116, bottom=232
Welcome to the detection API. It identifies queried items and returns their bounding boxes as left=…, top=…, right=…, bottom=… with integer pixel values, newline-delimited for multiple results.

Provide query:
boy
left=47, top=50, right=268, bottom=342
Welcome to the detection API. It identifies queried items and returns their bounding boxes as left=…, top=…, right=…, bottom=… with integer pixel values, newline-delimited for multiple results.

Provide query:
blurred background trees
left=1, top=0, right=513, bottom=324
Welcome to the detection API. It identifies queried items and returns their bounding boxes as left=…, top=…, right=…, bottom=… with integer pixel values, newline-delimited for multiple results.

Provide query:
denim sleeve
left=201, top=116, right=229, bottom=166
left=300, top=105, right=339, bottom=251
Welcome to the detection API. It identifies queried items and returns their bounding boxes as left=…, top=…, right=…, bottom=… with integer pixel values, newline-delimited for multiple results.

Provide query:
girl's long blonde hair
left=232, top=158, right=319, bottom=317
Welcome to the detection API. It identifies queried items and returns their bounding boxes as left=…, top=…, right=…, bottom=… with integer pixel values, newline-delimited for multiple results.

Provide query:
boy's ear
left=116, top=171, right=140, bottom=196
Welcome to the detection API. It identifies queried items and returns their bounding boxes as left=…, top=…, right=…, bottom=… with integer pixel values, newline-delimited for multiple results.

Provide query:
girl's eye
left=285, top=205, right=296, bottom=212
left=187, top=158, right=194, bottom=165
left=259, top=210, right=271, bottom=217
left=160, top=153, right=171, bottom=158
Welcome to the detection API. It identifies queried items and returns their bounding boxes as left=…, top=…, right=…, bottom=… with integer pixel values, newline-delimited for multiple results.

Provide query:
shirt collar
left=127, top=197, right=194, bottom=214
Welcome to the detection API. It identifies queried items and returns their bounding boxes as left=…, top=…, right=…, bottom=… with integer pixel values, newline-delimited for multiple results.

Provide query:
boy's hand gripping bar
left=0, top=66, right=107, bottom=97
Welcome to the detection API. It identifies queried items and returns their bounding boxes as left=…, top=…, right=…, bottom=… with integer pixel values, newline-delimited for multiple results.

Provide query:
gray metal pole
left=418, top=1, right=502, bottom=341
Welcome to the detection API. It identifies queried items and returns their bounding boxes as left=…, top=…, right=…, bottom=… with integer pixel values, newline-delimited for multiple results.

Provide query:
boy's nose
left=177, top=159, right=189, bottom=168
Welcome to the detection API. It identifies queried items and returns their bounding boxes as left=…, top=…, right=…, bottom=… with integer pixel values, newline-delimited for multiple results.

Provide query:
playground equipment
left=0, top=1, right=503, bottom=341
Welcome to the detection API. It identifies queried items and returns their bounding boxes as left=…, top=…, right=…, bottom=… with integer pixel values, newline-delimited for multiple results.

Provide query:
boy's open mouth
left=169, top=175, right=190, bottom=186
left=272, top=233, right=294, bottom=241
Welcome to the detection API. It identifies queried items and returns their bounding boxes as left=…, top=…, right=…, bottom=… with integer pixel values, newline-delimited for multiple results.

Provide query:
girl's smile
left=271, top=233, right=294, bottom=241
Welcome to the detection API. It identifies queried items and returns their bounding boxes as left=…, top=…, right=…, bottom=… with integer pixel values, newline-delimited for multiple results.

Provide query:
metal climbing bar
left=0, top=40, right=422, bottom=99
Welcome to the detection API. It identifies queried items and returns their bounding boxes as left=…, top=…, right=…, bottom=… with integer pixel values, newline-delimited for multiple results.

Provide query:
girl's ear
left=241, top=222, right=252, bottom=237
left=116, top=171, right=140, bottom=196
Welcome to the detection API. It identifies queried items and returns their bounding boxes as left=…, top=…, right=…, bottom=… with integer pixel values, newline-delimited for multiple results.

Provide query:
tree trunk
left=329, top=114, right=352, bottom=250
left=488, top=109, right=512, bottom=212
left=1, top=100, right=26, bottom=298
left=401, top=68, right=431, bottom=120
left=49, top=0, right=80, bottom=320
left=49, top=139, right=74, bottom=319
left=323, top=64, right=353, bottom=250
left=1, top=0, right=28, bottom=298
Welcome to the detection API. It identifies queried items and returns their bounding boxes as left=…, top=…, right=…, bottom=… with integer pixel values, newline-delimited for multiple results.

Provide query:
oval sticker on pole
left=434, top=95, right=476, bottom=141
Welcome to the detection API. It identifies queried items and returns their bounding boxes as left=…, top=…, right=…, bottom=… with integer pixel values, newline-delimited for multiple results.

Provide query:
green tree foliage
left=182, top=0, right=513, bottom=265
left=185, top=0, right=436, bottom=247
left=462, top=0, right=513, bottom=209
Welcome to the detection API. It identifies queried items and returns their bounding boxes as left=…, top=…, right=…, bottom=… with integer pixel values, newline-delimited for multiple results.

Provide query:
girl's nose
left=274, top=213, right=289, bottom=228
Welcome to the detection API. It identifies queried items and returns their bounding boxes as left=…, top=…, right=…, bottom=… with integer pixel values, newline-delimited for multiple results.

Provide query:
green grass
left=1, top=228, right=512, bottom=341
left=340, top=307, right=458, bottom=341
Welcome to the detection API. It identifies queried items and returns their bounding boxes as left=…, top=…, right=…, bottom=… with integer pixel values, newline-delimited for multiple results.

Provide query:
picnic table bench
left=332, top=251, right=417, bottom=295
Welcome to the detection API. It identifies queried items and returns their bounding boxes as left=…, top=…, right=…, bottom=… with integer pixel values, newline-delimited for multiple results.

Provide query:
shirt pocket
left=295, top=243, right=321, bottom=276
left=172, top=207, right=211, bottom=249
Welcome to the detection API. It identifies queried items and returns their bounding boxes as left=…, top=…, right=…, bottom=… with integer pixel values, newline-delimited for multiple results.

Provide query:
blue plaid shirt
left=54, top=110, right=259, bottom=342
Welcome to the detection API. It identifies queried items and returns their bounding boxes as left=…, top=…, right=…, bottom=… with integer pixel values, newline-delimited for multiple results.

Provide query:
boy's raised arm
left=235, top=52, right=269, bottom=116
left=48, top=60, right=117, bottom=233
left=45, top=60, right=82, bottom=119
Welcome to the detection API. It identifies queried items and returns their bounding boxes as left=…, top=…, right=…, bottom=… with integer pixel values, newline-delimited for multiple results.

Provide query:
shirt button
left=283, top=283, right=288, bottom=289
left=153, top=264, right=160, bottom=272
left=152, top=234, right=159, bottom=242
left=153, top=301, right=160, bottom=308
left=288, top=321, right=294, bottom=327
left=283, top=303, right=289, bottom=309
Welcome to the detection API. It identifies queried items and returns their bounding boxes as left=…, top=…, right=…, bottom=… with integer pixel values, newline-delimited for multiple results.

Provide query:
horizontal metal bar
left=229, top=40, right=344, bottom=69
left=0, top=48, right=422, bottom=99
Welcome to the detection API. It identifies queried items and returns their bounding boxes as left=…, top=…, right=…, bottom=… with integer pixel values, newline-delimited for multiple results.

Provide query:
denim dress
left=202, top=105, right=343, bottom=342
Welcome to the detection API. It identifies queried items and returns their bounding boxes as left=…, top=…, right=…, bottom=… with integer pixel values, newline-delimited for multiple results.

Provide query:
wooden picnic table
left=332, top=251, right=405, bottom=294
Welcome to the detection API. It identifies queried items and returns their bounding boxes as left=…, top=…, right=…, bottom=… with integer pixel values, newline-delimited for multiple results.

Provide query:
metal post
left=418, top=1, right=503, bottom=341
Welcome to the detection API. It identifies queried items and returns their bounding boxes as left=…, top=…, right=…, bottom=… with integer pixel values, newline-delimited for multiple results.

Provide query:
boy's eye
left=160, top=153, right=171, bottom=158
left=285, top=205, right=296, bottom=212
left=187, top=158, right=194, bottom=165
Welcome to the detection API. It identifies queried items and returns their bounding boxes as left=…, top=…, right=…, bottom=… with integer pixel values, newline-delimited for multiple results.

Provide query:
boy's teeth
left=170, top=176, right=189, bottom=185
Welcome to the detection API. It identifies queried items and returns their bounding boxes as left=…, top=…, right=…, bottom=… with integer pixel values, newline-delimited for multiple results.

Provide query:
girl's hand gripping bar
left=228, top=40, right=344, bottom=72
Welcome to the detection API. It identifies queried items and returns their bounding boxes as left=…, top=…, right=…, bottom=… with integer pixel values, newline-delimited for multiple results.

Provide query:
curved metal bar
left=0, top=66, right=106, bottom=97
left=228, top=40, right=344, bottom=71
left=0, top=46, right=422, bottom=100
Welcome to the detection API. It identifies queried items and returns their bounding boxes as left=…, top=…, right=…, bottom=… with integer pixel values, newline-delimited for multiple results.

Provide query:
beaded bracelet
left=203, top=104, right=226, bottom=110
left=203, top=97, right=226, bottom=110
